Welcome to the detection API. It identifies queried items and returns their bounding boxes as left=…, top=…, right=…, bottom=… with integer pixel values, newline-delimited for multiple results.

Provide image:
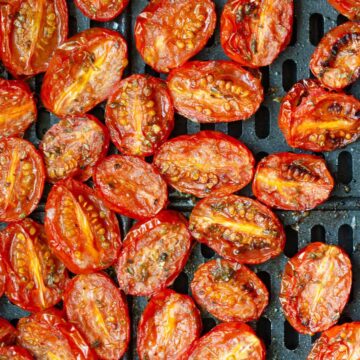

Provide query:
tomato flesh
left=327, top=0, right=360, bottom=20
left=0, top=318, right=16, bottom=346
left=0, top=346, right=33, bottom=360
left=74, top=0, right=129, bottom=21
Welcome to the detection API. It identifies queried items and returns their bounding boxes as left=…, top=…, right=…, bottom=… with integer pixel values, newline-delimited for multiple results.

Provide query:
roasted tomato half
left=154, top=131, right=255, bottom=198
left=64, top=273, right=130, bottom=360
left=191, top=259, right=269, bottom=322
left=280, top=242, right=352, bottom=335
left=105, top=74, right=174, bottom=157
left=39, top=115, right=109, bottom=183
left=221, top=0, right=293, bottom=67
left=45, top=178, right=121, bottom=274
left=167, top=61, right=263, bottom=123
left=0, top=0, right=68, bottom=77
left=137, top=289, right=201, bottom=360
left=0, top=138, right=45, bottom=222
left=253, top=153, right=334, bottom=211
left=134, top=0, right=216, bottom=73
left=279, top=79, right=360, bottom=152
left=74, top=0, right=129, bottom=21
left=41, top=27, right=128, bottom=117
left=0, top=346, right=33, bottom=360
left=0, top=318, right=16, bottom=346
left=327, top=0, right=360, bottom=21
left=116, top=210, right=192, bottom=296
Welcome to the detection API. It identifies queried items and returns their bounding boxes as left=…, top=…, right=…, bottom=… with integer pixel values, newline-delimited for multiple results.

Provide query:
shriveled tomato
left=0, top=0, right=68, bottom=77
left=64, top=273, right=130, bottom=360
left=94, top=155, right=167, bottom=220
left=74, top=0, right=128, bottom=21
left=0, top=318, right=16, bottom=346
left=41, top=27, right=128, bottom=117
left=221, top=0, right=293, bottom=67
left=279, top=79, right=360, bottom=152
left=253, top=153, right=334, bottom=211
left=280, top=242, right=352, bottom=335
left=105, top=74, right=174, bottom=157
left=45, top=178, right=121, bottom=274
left=134, top=0, right=216, bottom=73
left=167, top=61, right=263, bottom=123
left=0, top=138, right=45, bottom=222
left=39, top=115, right=109, bottom=183
left=137, top=289, right=201, bottom=360
left=116, top=210, right=192, bottom=296
left=327, top=0, right=360, bottom=21
left=154, top=131, right=255, bottom=198
left=0, top=346, right=33, bottom=360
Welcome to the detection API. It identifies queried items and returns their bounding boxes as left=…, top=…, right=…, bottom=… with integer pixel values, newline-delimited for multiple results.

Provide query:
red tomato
left=221, top=0, right=293, bottom=67
left=167, top=61, right=264, bottom=123
left=134, top=0, right=216, bottom=73
left=94, top=155, right=168, bottom=220
left=154, top=131, right=255, bottom=198
left=0, top=318, right=16, bottom=346
left=280, top=242, right=352, bottom=335
left=116, top=210, right=192, bottom=296
left=0, top=346, right=33, bottom=360
left=44, top=178, right=121, bottom=274
left=252, top=153, right=334, bottom=211
left=0, top=0, right=68, bottom=77
left=279, top=79, right=360, bottom=152
left=64, top=273, right=130, bottom=360
left=191, top=259, right=269, bottom=322
left=327, top=0, right=360, bottom=20
left=74, top=0, right=129, bottom=21
left=0, top=137, right=45, bottom=222
left=137, top=289, right=202, bottom=360
left=39, top=115, right=109, bottom=183
left=105, top=74, right=174, bottom=157
left=41, top=27, right=128, bottom=117
left=190, top=195, right=285, bottom=264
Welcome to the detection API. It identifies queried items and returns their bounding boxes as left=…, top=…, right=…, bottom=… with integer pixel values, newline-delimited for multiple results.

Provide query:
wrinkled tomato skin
left=280, top=242, right=352, bottom=335
left=106, top=74, right=174, bottom=157
left=189, top=195, right=285, bottom=264
left=253, top=153, right=334, bottom=211
left=134, top=0, right=216, bottom=73
left=327, top=0, right=360, bottom=20
left=116, top=210, right=192, bottom=296
left=41, top=27, right=128, bottom=117
left=220, top=0, right=293, bottom=67
left=74, top=0, right=129, bottom=21
left=137, top=289, right=202, bottom=360
left=191, top=259, right=269, bottom=322
left=0, top=346, right=33, bottom=360
left=0, top=318, right=16, bottom=346
left=154, top=131, right=255, bottom=198
left=167, top=61, right=264, bottom=123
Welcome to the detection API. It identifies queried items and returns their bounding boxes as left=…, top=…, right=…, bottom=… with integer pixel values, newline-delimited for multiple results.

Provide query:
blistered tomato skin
left=0, top=346, right=33, bottom=360
left=327, top=0, right=360, bottom=20
left=280, top=242, right=352, bottom=335
left=137, top=289, right=202, bottom=360
left=167, top=61, right=264, bottom=123
left=0, top=318, right=17, bottom=346
left=74, top=0, right=129, bottom=21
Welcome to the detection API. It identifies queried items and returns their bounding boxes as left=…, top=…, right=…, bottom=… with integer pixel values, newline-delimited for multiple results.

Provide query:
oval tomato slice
left=0, top=346, right=33, bottom=360
left=167, top=61, right=263, bottom=123
left=154, top=131, right=255, bottom=198
left=39, top=115, right=109, bottom=183
left=116, top=210, right=192, bottom=296
left=137, top=289, right=201, bottom=360
left=189, top=195, right=285, bottom=264
left=41, top=27, right=128, bottom=117
left=74, top=0, right=129, bottom=21
left=44, top=178, right=121, bottom=274
left=280, top=242, right=352, bottom=335
left=253, top=153, right=334, bottom=211
left=327, top=0, right=360, bottom=21
left=279, top=79, right=360, bottom=152
left=221, top=0, right=293, bottom=67
left=191, top=259, right=268, bottom=322
left=0, top=318, right=16, bottom=346
left=0, top=0, right=68, bottom=76
left=105, top=74, right=174, bottom=157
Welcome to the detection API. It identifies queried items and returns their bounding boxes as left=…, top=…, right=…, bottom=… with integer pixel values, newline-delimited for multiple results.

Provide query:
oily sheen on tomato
left=74, top=0, right=129, bottom=21
left=41, top=27, right=128, bottom=117
left=0, top=346, right=33, bottom=360
left=280, top=242, right=352, bottom=335
left=167, top=61, right=264, bottom=123
left=327, top=0, right=360, bottom=20
left=0, top=318, right=16, bottom=346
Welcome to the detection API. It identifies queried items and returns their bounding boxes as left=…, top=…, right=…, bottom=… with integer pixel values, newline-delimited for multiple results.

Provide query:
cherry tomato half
left=116, top=210, right=192, bottom=296
left=280, top=242, right=352, bottom=335
left=253, top=153, right=334, bottom=211
left=0, top=318, right=16, bottom=346
left=279, top=79, right=360, bottom=152
left=0, top=346, right=33, bottom=360
left=327, top=0, right=360, bottom=21
left=105, top=74, right=174, bottom=157
left=154, top=131, right=255, bottom=198
left=45, top=178, right=121, bottom=274
left=41, top=27, right=128, bottom=117
left=190, top=195, right=285, bottom=264
left=167, top=61, right=264, bottom=123
left=74, top=0, right=129, bottom=21
left=137, top=289, right=201, bottom=360
left=0, top=0, right=68, bottom=77
left=221, top=0, right=293, bottom=67
left=134, top=0, right=216, bottom=73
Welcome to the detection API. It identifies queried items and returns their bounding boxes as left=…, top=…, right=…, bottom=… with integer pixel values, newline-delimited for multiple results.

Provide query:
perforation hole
left=338, top=224, right=353, bottom=255
left=284, top=320, right=299, bottom=349
left=200, top=123, right=215, bottom=131
left=36, top=110, right=52, bottom=140
left=206, top=32, right=216, bottom=48
left=228, top=122, right=242, bottom=138
left=289, top=16, right=297, bottom=46
left=312, top=333, right=321, bottom=343
left=69, top=15, right=78, bottom=36
left=284, top=226, right=298, bottom=257
left=257, top=271, right=271, bottom=300
left=145, top=64, right=160, bottom=78
left=311, top=225, right=325, bottom=243
left=257, top=318, right=271, bottom=347
left=282, top=60, right=297, bottom=91
left=201, top=244, right=215, bottom=259
left=261, top=66, right=270, bottom=93
left=337, top=151, right=353, bottom=184
left=202, top=318, right=216, bottom=335
left=255, top=151, right=268, bottom=163
left=337, top=14, right=348, bottom=25
left=309, top=14, right=324, bottom=46
left=172, top=114, right=188, bottom=137
left=255, top=106, right=270, bottom=139
left=172, top=272, right=188, bottom=294
left=338, top=315, right=353, bottom=325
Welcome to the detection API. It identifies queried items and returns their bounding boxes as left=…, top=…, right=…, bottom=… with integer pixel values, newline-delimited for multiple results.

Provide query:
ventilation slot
left=284, top=320, right=298, bottom=350
left=255, top=106, right=270, bottom=139
left=338, top=151, right=353, bottom=184
left=282, top=60, right=297, bottom=91
left=309, top=14, right=324, bottom=46
left=311, top=225, right=325, bottom=243
left=284, top=226, right=298, bottom=257
left=257, top=318, right=271, bottom=347
left=172, top=272, right=188, bottom=294
left=201, top=244, right=215, bottom=259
